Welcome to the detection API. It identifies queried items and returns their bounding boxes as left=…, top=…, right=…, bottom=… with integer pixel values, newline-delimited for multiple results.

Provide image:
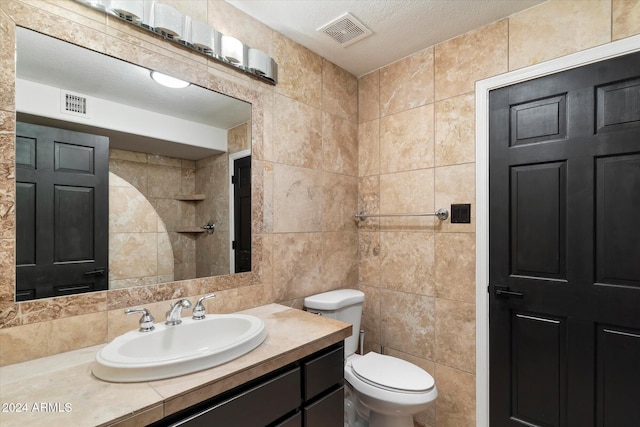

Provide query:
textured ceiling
left=226, top=0, right=546, bottom=77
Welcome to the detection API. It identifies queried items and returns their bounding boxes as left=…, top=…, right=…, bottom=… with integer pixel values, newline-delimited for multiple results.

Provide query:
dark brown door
left=489, top=51, right=640, bottom=426
left=233, top=155, right=251, bottom=273
left=16, top=122, right=109, bottom=301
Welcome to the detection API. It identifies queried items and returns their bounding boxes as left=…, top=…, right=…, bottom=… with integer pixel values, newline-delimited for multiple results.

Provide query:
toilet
left=304, top=289, right=437, bottom=427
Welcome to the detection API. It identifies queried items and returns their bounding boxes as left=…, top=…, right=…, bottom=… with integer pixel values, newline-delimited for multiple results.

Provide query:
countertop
left=0, top=304, right=351, bottom=427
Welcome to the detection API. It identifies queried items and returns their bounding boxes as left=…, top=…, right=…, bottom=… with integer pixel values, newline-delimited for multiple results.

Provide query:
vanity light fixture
left=150, top=71, right=190, bottom=88
left=73, top=0, right=278, bottom=84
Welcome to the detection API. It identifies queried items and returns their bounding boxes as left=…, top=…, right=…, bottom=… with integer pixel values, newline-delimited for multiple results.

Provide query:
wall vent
left=61, top=90, right=91, bottom=118
left=318, top=12, right=372, bottom=47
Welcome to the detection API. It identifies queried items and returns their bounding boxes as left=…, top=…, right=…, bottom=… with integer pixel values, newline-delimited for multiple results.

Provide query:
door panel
left=597, top=327, right=640, bottom=427
left=510, top=162, right=567, bottom=279
left=596, top=77, right=640, bottom=132
left=595, top=154, right=640, bottom=287
left=489, top=51, right=640, bottom=426
left=15, top=135, right=36, bottom=168
left=55, top=141, right=95, bottom=173
left=16, top=182, right=36, bottom=266
left=510, top=94, right=567, bottom=146
left=511, top=313, right=566, bottom=427
left=54, top=185, right=95, bottom=262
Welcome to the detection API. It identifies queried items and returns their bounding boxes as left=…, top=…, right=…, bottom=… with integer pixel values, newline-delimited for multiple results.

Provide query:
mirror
left=15, top=28, right=252, bottom=301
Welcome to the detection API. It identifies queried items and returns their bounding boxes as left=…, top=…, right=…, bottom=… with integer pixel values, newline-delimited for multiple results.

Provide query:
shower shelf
left=174, top=193, right=206, bottom=201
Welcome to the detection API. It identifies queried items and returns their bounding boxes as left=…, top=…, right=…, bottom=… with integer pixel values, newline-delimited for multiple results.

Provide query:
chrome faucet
left=165, top=299, right=192, bottom=326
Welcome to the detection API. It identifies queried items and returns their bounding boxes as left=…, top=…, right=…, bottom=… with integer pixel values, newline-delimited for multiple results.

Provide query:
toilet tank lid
left=304, top=289, right=364, bottom=310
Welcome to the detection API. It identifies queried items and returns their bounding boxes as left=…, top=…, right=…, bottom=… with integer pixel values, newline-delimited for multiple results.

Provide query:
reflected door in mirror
left=233, top=155, right=251, bottom=273
left=15, top=122, right=109, bottom=301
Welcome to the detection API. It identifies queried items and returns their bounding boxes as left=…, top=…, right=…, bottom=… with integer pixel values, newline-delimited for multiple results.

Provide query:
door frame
left=475, top=34, right=640, bottom=427
left=229, top=149, right=251, bottom=274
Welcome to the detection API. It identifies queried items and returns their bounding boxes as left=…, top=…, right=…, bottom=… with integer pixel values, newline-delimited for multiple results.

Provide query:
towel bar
left=354, top=208, right=449, bottom=221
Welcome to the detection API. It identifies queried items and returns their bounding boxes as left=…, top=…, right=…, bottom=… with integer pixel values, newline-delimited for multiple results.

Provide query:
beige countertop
left=0, top=304, right=351, bottom=427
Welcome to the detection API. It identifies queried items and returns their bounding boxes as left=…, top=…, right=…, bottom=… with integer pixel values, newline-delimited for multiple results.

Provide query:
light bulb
left=150, top=71, right=190, bottom=89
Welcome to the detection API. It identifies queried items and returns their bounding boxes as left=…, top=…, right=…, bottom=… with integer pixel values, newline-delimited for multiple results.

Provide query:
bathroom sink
left=92, top=314, right=267, bottom=382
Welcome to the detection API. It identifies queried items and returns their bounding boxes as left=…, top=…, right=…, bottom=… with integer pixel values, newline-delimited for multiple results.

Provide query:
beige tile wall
left=357, top=1, right=640, bottom=426
left=195, top=152, right=230, bottom=277
left=228, top=121, right=251, bottom=155
left=108, top=171, right=174, bottom=289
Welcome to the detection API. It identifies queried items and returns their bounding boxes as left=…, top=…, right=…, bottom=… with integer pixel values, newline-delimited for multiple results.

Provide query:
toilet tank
left=304, top=289, right=364, bottom=357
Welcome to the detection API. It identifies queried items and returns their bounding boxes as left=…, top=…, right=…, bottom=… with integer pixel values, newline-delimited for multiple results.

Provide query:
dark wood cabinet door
left=303, top=386, right=344, bottom=427
left=303, top=344, right=344, bottom=401
left=489, top=51, right=640, bottom=426
left=15, top=122, right=109, bottom=300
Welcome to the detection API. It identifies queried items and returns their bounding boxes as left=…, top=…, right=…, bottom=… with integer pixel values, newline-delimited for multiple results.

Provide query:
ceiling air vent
left=318, top=12, right=372, bottom=47
left=61, top=90, right=90, bottom=118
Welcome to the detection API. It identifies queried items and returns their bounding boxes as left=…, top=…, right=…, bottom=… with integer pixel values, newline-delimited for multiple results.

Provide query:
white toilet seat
left=351, top=352, right=435, bottom=393
left=344, top=353, right=437, bottom=409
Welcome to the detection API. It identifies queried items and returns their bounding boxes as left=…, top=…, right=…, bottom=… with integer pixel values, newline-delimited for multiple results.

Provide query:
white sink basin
left=92, top=314, right=267, bottom=382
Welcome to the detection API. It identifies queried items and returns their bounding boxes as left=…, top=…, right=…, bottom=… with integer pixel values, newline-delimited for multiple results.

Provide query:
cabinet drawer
left=172, top=367, right=301, bottom=427
left=303, top=344, right=344, bottom=400
left=303, top=385, right=344, bottom=427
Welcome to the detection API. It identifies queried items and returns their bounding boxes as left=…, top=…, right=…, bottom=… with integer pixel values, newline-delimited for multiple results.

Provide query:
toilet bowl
left=345, top=352, right=436, bottom=427
left=304, top=289, right=437, bottom=427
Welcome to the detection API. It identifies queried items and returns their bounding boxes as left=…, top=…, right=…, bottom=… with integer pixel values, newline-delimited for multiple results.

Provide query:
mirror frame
left=0, top=15, right=268, bottom=328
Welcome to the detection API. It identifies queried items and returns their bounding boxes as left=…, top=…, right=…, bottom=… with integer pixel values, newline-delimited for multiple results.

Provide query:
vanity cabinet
left=151, top=341, right=344, bottom=427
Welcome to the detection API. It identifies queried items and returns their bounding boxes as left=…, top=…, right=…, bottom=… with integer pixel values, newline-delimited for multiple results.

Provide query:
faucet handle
left=192, top=293, right=216, bottom=320
left=125, top=307, right=155, bottom=332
